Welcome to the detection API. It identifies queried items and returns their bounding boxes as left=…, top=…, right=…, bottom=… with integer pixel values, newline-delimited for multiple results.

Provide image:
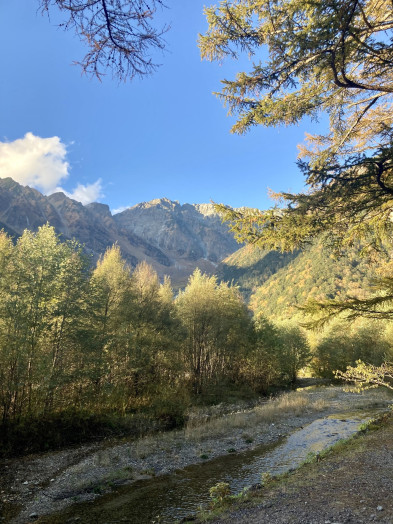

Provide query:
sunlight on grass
left=123, top=387, right=392, bottom=458
left=184, top=391, right=328, bottom=442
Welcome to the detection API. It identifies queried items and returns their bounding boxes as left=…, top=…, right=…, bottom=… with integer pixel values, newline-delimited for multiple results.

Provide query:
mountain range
left=0, top=177, right=377, bottom=314
left=0, top=178, right=240, bottom=287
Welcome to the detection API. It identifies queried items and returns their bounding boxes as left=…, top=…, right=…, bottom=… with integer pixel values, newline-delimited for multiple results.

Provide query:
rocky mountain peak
left=192, top=203, right=218, bottom=217
left=86, top=202, right=112, bottom=219
left=0, top=182, right=240, bottom=288
left=114, top=198, right=239, bottom=275
left=127, top=197, right=180, bottom=212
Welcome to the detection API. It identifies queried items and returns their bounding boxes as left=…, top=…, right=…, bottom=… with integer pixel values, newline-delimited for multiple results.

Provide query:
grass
left=78, top=387, right=391, bottom=473
left=78, top=390, right=328, bottom=467
left=182, top=385, right=392, bottom=444
left=63, top=386, right=392, bottom=490
left=184, top=390, right=328, bottom=442
left=72, top=465, right=135, bottom=496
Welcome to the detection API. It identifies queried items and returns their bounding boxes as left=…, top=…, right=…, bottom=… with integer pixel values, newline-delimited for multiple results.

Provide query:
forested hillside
left=249, top=241, right=376, bottom=319
left=219, top=240, right=377, bottom=319
left=218, top=245, right=297, bottom=300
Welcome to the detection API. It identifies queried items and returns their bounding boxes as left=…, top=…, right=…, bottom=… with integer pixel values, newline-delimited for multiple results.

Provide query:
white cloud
left=0, top=132, right=69, bottom=193
left=112, top=205, right=130, bottom=215
left=59, top=179, right=103, bottom=205
left=0, top=133, right=103, bottom=205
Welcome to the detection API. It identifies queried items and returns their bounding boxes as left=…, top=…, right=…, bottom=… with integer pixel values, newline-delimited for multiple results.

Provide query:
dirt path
left=212, top=413, right=393, bottom=524
left=0, top=386, right=391, bottom=523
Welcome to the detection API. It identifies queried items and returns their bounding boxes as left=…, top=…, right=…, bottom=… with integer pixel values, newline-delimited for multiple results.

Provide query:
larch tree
left=0, top=225, right=89, bottom=423
left=127, top=261, right=179, bottom=400
left=199, top=0, right=393, bottom=252
left=88, top=244, right=134, bottom=405
left=275, top=321, right=311, bottom=383
left=240, top=315, right=283, bottom=393
left=176, top=269, right=252, bottom=395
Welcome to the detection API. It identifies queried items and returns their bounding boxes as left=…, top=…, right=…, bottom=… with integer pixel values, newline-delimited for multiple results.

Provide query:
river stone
left=247, top=483, right=263, bottom=492
left=179, top=515, right=197, bottom=522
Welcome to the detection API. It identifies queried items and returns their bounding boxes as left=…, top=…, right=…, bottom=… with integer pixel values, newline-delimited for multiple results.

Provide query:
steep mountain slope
left=249, top=241, right=376, bottom=319
left=114, top=198, right=239, bottom=286
left=218, top=238, right=379, bottom=319
left=0, top=177, right=65, bottom=233
left=0, top=178, right=239, bottom=286
left=218, top=244, right=298, bottom=300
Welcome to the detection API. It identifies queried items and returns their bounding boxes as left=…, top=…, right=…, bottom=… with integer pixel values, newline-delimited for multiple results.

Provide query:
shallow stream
left=41, top=411, right=375, bottom=524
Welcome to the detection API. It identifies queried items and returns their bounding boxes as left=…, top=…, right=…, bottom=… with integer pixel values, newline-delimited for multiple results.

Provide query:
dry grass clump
left=132, top=428, right=186, bottom=459
left=184, top=391, right=328, bottom=442
left=133, top=435, right=157, bottom=459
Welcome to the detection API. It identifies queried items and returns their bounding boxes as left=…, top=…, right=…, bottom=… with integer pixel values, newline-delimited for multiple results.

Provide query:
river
left=33, top=388, right=391, bottom=524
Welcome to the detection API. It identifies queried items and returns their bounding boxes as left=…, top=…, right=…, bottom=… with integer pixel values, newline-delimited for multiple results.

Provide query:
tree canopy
left=40, top=0, right=169, bottom=81
left=200, top=0, right=393, bottom=252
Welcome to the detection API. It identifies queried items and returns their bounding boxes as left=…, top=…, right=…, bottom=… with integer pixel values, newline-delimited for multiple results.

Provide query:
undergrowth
left=0, top=409, right=182, bottom=458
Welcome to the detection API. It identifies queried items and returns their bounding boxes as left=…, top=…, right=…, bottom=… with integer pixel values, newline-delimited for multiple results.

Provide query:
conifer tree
left=200, top=0, right=393, bottom=252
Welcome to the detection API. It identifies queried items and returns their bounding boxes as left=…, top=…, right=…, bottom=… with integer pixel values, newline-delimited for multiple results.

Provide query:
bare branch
left=39, top=0, right=169, bottom=81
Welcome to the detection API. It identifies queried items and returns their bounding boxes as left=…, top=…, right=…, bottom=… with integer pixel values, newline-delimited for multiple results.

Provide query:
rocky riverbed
left=1, top=385, right=391, bottom=523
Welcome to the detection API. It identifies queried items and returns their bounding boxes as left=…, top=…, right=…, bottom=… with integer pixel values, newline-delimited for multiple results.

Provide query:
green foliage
left=336, top=360, right=393, bottom=391
left=238, top=315, right=282, bottom=393
left=0, top=225, right=90, bottom=423
left=201, top=0, right=393, bottom=252
left=249, top=239, right=375, bottom=319
left=301, top=270, right=393, bottom=327
left=261, top=472, right=273, bottom=486
left=209, top=482, right=231, bottom=503
left=311, top=318, right=391, bottom=378
left=176, top=269, right=253, bottom=395
left=218, top=244, right=297, bottom=300
left=275, top=322, right=312, bottom=383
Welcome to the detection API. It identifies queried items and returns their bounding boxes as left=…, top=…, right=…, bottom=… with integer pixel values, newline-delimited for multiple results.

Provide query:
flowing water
left=41, top=410, right=376, bottom=524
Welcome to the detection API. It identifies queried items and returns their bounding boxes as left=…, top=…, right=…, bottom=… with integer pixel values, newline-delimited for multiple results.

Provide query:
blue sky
left=0, top=1, right=324, bottom=213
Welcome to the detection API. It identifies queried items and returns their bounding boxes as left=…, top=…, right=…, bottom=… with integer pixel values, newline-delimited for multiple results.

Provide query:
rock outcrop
left=0, top=179, right=239, bottom=286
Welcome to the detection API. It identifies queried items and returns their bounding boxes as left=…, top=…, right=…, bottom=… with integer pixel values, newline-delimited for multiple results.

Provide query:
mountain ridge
left=0, top=178, right=239, bottom=286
